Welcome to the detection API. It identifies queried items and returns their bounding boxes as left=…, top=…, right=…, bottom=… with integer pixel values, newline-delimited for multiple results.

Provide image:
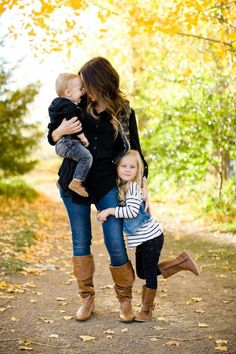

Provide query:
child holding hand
left=97, top=150, right=199, bottom=322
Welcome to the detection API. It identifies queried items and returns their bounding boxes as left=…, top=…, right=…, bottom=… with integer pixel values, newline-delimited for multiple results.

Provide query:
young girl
left=97, top=150, right=199, bottom=322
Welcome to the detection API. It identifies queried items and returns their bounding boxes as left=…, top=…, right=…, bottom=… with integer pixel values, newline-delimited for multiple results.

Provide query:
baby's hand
left=79, top=136, right=90, bottom=147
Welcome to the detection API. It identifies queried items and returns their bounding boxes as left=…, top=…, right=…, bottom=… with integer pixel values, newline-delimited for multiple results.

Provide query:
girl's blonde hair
left=117, top=150, right=144, bottom=205
left=55, top=73, right=79, bottom=97
left=79, top=57, right=129, bottom=138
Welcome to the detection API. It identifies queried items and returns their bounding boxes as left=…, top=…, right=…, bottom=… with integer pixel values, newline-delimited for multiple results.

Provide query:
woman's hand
left=51, top=117, right=82, bottom=143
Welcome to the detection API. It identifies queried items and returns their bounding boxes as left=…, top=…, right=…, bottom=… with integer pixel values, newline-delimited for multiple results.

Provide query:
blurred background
left=0, top=0, right=235, bottom=236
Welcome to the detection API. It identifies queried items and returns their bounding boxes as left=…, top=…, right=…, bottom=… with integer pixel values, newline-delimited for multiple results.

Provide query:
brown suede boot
left=109, top=260, right=135, bottom=323
left=158, top=250, right=200, bottom=279
left=135, top=285, right=157, bottom=322
left=73, top=254, right=95, bottom=321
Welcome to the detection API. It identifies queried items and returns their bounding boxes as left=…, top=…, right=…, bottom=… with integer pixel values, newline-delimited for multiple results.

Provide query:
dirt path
left=0, top=186, right=235, bottom=354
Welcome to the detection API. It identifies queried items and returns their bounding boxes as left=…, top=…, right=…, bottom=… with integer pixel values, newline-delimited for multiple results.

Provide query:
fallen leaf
left=154, top=326, right=166, bottom=331
left=18, top=340, right=33, bottom=351
left=63, top=316, right=73, bottom=321
left=99, top=285, right=113, bottom=289
left=49, top=334, right=59, bottom=339
left=30, top=299, right=38, bottom=303
left=104, top=330, right=115, bottom=334
left=121, top=328, right=128, bottom=332
left=38, top=316, right=53, bottom=323
left=11, top=317, right=18, bottom=321
left=56, top=297, right=67, bottom=301
left=198, top=323, right=209, bottom=328
left=32, top=291, right=42, bottom=295
left=215, top=340, right=228, bottom=345
left=191, top=297, right=202, bottom=302
left=150, top=337, right=158, bottom=342
left=79, top=335, right=95, bottom=342
left=194, top=309, right=205, bottom=313
left=214, top=346, right=228, bottom=352
left=157, top=317, right=165, bottom=321
left=166, top=340, right=180, bottom=347
left=18, top=345, right=33, bottom=351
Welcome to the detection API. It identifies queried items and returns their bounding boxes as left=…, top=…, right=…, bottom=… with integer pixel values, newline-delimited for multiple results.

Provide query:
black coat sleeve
left=129, top=109, right=148, bottom=178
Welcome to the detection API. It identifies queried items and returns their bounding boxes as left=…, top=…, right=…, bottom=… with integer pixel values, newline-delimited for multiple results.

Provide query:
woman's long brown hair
left=79, top=57, right=129, bottom=138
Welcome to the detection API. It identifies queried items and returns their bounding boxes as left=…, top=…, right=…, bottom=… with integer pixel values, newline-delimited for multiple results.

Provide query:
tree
left=140, top=71, right=236, bottom=197
left=0, top=65, right=42, bottom=176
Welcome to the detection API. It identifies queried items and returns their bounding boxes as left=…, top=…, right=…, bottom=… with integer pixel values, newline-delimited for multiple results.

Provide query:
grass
left=0, top=177, right=38, bottom=200
left=165, top=233, right=236, bottom=273
left=11, top=229, right=37, bottom=252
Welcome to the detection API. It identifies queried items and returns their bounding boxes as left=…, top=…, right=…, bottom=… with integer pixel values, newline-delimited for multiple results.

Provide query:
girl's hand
left=97, top=210, right=109, bottom=223
left=142, top=177, right=151, bottom=214
left=97, top=208, right=115, bottom=223
left=51, top=117, right=82, bottom=143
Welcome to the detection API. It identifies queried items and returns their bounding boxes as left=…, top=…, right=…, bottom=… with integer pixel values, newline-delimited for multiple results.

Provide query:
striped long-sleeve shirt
left=115, top=182, right=163, bottom=248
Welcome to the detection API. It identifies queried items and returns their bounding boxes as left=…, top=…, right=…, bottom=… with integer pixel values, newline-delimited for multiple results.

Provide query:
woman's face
left=117, top=155, right=138, bottom=182
left=80, top=74, right=98, bottom=102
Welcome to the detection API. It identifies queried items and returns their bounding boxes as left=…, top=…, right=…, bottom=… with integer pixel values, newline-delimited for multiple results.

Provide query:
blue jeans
left=60, top=187, right=129, bottom=266
left=56, top=136, right=93, bottom=182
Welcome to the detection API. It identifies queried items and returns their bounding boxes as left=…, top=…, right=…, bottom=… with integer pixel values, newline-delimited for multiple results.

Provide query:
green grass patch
left=165, top=234, right=236, bottom=273
left=0, top=258, right=28, bottom=274
left=0, top=177, right=38, bottom=200
left=11, top=229, right=37, bottom=252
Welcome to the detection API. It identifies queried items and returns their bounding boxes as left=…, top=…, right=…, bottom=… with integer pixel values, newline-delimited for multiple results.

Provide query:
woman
left=48, top=57, right=196, bottom=323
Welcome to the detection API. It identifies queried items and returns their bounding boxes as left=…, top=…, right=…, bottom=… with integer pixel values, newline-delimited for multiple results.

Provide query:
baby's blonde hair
left=55, top=73, right=79, bottom=97
left=117, top=150, right=144, bottom=205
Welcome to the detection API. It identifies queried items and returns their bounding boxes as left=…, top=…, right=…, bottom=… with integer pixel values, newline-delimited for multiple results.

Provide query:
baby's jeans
left=56, top=137, right=93, bottom=182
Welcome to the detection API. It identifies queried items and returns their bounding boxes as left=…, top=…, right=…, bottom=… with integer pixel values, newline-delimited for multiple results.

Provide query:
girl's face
left=117, top=154, right=138, bottom=182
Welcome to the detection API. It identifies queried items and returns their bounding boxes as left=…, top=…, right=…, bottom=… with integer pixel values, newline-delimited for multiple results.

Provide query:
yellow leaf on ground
left=166, top=340, right=180, bottom=347
left=150, top=337, right=158, bottom=341
left=79, top=335, right=95, bottom=342
left=194, top=309, right=205, bottom=313
left=154, top=326, right=166, bottom=330
left=18, top=345, right=33, bottom=351
left=215, top=340, right=228, bottom=345
left=198, top=323, right=209, bottom=328
left=11, top=317, right=18, bottom=321
left=49, top=334, right=59, bottom=338
left=63, top=316, right=73, bottom=320
left=214, top=346, right=228, bottom=352
left=191, top=297, right=202, bottom=302
left=56, top=297, right=67, bottom=301
left=121, top=328, right=128, bottom=332
left=104, top=329, right=115, bottom=334
left=99, top=285, right=113, bottom=289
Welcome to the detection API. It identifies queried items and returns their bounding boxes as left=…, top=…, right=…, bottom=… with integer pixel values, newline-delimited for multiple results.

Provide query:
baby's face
left=68, top=77, right=84, bottom=103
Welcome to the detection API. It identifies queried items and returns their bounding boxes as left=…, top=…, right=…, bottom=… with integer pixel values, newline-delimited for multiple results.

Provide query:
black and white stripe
left=115, top=182, right=163, bottom=248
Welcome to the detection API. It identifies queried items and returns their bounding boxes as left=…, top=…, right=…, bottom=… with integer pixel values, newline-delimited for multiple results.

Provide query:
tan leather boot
left=135, top=285, right=157, bottom=322
left=109, top=260, right=135, bottom=322
left=158, top=250, right=200, bottom=279
left=73, top=254, right=95, bottom=321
